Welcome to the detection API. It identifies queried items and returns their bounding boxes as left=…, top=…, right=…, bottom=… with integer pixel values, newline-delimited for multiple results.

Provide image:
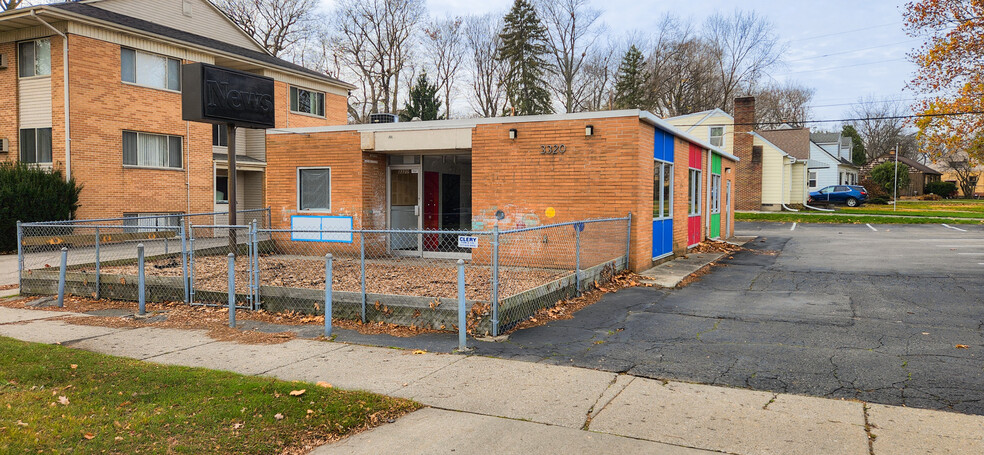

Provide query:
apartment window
left=213, top=124, right=228, bottom=147
left=19, top=128, right=52, bottom=163
left=808, top=171, right=818, bottom=188
left=711, top=174, right=722, bottom=214
left=215, top=170, right=229, bottom=203
left=123, top=131, right=183, bottom=169
left=121, top=48, right=181, bottom=91
left=298, top=168, right=331, bottom=211
left=18, top=38, right=51, bottom=78
left=653, top=160, right=674, bottom=220
left=709, top=126, right=725, bottom=147
left=290, top=86, right=325, bottom=117
left=689, top=169, right=702, bottom=216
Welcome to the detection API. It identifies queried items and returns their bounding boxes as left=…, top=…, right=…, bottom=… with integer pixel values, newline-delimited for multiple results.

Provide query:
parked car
left=809, top=185, right=868, bottom=207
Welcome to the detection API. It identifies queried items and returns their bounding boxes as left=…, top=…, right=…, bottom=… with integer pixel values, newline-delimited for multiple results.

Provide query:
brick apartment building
left=0, top=0, right=352, bottom=222
left=265, top=111, right=739, bottom=272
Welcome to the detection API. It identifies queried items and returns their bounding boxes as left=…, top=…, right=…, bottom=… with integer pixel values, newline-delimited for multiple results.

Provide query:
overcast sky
left=421, top=0, right=919, bottom=123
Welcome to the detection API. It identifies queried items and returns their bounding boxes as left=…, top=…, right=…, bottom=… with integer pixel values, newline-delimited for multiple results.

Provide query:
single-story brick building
left=265, top=110, right=739, bottom=272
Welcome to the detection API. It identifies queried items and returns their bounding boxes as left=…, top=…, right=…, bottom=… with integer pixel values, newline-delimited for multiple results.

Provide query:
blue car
left=809, top=185, right=868, bottom=207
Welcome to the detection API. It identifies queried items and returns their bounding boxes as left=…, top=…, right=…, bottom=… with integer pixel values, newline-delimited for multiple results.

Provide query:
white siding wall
left=244, top=129, right=265, bottom=162
left=18, top=77, right=52, bottom=128
left=790, top=163, right=807, bottom=203
left=92, top=0, right=263, bottom=51
left=760, top=146, right=784, bottom=204
left=810, top=143, right=840, bottom=189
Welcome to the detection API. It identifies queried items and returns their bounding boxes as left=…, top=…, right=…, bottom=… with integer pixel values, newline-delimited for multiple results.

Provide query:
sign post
left=182, top=63, right=276, bottom=255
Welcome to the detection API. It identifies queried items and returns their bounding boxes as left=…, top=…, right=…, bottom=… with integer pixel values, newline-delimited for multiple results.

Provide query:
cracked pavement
left=474, top=222, right=984, bottom=416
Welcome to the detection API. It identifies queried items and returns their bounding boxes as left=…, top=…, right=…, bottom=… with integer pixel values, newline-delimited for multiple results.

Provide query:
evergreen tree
left=842, top=125, right=867, bottom=166
left=613, top=45, right=648, bottom=110
left=497, top=0, right=553, bottom=116
left=400, top=72, right=444, bottom=122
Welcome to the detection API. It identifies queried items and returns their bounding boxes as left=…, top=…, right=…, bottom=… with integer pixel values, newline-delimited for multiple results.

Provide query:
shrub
left=868, top=196, right=890, bottom=205
left=870, top=162, right=910, bottom=196
left=859, top=177, right=888, bottom=199
left=924, top=181, right=958, bottom=198
left=0, top=162, right=82, bottom=252
left=919, top=193, right=942, bottom=201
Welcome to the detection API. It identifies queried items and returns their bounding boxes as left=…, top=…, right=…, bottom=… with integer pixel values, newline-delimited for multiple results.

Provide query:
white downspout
left=33, top=11, right=70, bottom=181
left=781, top=157, right=799, bottom=212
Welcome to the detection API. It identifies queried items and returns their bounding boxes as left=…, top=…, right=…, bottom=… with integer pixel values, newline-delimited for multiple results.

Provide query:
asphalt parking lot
left=475, top=222, right=984, bottom=415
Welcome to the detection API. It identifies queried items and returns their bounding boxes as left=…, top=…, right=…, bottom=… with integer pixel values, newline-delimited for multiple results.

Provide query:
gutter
left=32, top=10, right=71, bottom=181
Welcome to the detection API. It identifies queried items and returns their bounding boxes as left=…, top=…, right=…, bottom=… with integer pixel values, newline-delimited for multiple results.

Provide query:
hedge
left=0, top=162, right=82, bottom=252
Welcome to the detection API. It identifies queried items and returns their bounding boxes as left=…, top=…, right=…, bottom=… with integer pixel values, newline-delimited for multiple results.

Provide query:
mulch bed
left=84, top=255, right=566, bottom=301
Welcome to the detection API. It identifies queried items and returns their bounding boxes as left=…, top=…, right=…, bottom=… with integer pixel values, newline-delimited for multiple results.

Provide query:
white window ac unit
left=0, top=54, right=7, bottom=69
left=0, top=138, right=9, bottom=153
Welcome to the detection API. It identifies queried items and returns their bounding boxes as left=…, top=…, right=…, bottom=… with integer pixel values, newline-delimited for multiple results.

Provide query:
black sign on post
left=182, top=63, right=277, bottom=255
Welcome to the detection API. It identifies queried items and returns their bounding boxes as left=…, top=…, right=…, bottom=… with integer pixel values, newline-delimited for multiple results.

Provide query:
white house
left=809, top=133, right=860, bottom=190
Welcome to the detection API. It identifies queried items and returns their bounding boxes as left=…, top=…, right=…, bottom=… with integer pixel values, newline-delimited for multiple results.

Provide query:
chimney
left=732, top=96, right=763, bottom=210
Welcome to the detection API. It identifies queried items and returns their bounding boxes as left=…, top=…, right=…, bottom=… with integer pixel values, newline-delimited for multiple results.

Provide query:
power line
left=784, top=40, right=920, bottom=64
left=787, top=22, right=902, bottom=43
left=807, top=97, right=923, bottom=109
left=776, top=58, right=910, bottom=76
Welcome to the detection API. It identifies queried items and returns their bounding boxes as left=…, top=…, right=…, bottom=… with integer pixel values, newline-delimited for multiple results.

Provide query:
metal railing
left=18, top=212, right=631, bottom=336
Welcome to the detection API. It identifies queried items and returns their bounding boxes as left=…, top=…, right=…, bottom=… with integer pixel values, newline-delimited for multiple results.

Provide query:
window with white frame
left=689, top=169, right=702, bottom=216
left=122, top=131, right=183, bottom=169
left=808, top=171, right=817, bottom=188
left=19, top=128, right=52, bottom=164
left=709, top=126, right=725, bottom=147
left=121, top=48, right=181, bottom=91
left=653, top=160, right=674, bottom=219
left=290, top=86, right=326, bottom=117
left=213, top=124, right=228, bottom=147
left=298, top=168, right=331, bottom=211
left=18, top=38, right=51, bottom=78
left=711, top=174, right=721, bottom=214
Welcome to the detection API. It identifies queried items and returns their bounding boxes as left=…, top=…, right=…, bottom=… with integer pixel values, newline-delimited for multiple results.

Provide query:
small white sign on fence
left=457, top=236, right=479, bottom=249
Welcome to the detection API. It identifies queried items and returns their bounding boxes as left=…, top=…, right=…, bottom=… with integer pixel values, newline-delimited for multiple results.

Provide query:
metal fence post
left=251, top=220, right=259, bottom=310
left=16, top=221, right=23, bottom=289
left=325, top=253, right=333, bottom=337
left=491, top=224, right=500, bottom=337
left=137, top=243, right=145, bottom=316
left=179, top=223, right=188, bottom=303
left=188, top=223, right=195, bottom=304
left=228, top=252, right=236, bottom=328
left=625, top=212, right=633, bottom=271
left=457, top=259, right=467, bottom=351
left=360, top=232, right=366, bottom=323
left=57, top=247, right=67, bottom=308
left=94, top=227, right=101, bottom=300
left=575, top=225, right=582, bottom=295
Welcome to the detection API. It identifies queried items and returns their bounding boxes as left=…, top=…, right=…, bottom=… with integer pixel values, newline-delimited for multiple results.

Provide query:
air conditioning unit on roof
left=369, top=113, right=398, bottom=124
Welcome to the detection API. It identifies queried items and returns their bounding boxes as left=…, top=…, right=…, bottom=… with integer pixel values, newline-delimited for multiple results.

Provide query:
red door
left=423, top=171, right=440, bottom=250
left=688, top=144, right=703, bottom=247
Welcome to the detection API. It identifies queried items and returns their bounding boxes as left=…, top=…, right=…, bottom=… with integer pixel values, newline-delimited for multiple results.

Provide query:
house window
left=711, top=174, right=721, bottom=214
left=290, top=86, right=325, bottom=117
left=298, top=168, right=331, bottom=211
left=709, top=126, right=725, bottom=147
left=653, top=160, right=674, bottom=220
left=689, top=169, right=702, bottom=216
left=121, top=48, right=181, bottom=91
left=215, top=171, right=229, bottom=203
left=19, top=128, right=53, bottom=164
left=18, top=38, right=51, bottom=78
left=808, top=171, right=817, bottom=188
left=751, top=145, right=762, bottom=163
left=123, top=131, right=183, bottom=169
left=213, top=124, right=228, bottom=147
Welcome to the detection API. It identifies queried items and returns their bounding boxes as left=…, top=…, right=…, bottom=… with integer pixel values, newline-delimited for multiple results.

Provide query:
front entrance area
left=387, top=154, right=472, bottom=258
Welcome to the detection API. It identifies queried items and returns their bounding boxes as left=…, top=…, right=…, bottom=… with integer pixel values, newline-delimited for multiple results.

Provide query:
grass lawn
left=736, top=212, right=984, bottom=225
left=839, top=200, right=984, bottom=219
left=0, top=337, right=419, bottom=454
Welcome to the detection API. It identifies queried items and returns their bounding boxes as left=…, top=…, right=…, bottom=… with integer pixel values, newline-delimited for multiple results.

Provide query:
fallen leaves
left=82, top=432, right=95, bottom=440
left=274, top=413, right=284, bottom=421
left=70, top=364, right=78, bottom=369
left=289, top=389, right=306, bottom=397
left=58, top=396, right=70, bottom=406
left=316, top=382, right=333, bottom=389
left=955, top=344, right=970, bottom=349
left=411, top=350, right=427, bottom=355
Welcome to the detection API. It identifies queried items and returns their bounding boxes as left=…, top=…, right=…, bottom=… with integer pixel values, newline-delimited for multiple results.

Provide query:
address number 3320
left=540, top=145, right=567, bottom=155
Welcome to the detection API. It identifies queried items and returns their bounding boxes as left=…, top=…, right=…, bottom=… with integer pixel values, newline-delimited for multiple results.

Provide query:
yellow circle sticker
left=545, top=207, right=556, bottom=218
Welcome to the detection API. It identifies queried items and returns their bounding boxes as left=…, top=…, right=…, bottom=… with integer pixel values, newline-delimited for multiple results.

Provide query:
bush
left=0, top=162, right=82, bottom=252
left=859, top=177, right=888, bottom=199
left=919, top=193, right=942, bottom=201
left=870, top=161, right=910, bottom=196
left=868, top=196, right=890, bottom=205
left=924, top=181, right=957, bottom=198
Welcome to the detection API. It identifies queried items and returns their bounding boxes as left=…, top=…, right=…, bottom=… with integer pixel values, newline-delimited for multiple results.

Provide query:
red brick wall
left=733, top=96, right=762, bottom=210
left=274, top=82, right=348, bottom=128
left=0, top=41, right=17, bottom=163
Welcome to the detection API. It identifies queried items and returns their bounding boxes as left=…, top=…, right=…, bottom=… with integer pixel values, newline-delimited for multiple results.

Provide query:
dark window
left=835, top=186, right=849, bottom=192
left=298, top=168, right=331, bottom=211
left=212, top=124, right=228, bottom=147
left=751, top=145, right=763, bottom=163
left=19, top=128, right=52, bottom=163
left=215, top=173, right=229, bottom=203
left=18, top=39, right=50, bottom=78
left=290, top=86, right=326, bottom=117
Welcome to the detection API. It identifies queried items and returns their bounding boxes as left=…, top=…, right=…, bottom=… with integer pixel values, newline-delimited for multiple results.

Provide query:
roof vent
left=183, top=0, right=193, bottom=17
left=369, top=113, right=398, bottom=124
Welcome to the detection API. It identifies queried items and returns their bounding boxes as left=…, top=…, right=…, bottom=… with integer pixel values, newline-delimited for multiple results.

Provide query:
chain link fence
left=18, top=212, right=630, bottom=336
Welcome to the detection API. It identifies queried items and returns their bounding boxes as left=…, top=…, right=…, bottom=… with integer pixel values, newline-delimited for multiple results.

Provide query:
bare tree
left=538, top=0, right=604, bottom=113
left=216, top=0, right=321, bottom=58
left=703, top=10, right=784, bottom=112
left=422, top=16, right=465, bottom=118
left=330, top=0, right=426, bottom=122
left=846, top=96, right=911, bottom=162
left=578, top=37, right=619, bottom=111
left=754, top=81, right=815, bottom=127
left=464, top=13, right=508, bottom=118
left=1, top=0, right=23, bottom=11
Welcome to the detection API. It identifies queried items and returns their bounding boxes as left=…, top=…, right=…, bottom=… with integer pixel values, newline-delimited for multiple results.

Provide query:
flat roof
left=270, top=110, right=739, bottom=162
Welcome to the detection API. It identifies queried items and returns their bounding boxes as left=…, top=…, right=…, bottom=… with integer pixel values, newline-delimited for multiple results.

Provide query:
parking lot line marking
left=866, top=224, right=877, bottom=232
left=942, top=224, right=968, bottom=232
left=957, top=252, right=984, bottom=255
left=790, top=223, right=797, bottom=231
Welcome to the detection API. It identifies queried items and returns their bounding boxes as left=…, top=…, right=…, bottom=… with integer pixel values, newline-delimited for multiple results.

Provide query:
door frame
left=725, top=180, right=732, bottom=238
left=386, top=163, right=423, bottom=256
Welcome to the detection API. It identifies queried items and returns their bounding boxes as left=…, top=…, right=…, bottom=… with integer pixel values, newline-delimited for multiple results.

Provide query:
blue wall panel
left=654, top=128, right=674, bottom=162
left=652, top=218, right=673, bottom=259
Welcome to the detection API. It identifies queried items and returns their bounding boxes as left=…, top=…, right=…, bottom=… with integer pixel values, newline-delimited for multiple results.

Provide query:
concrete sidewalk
left=1, top=307, right=981, bottom=454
